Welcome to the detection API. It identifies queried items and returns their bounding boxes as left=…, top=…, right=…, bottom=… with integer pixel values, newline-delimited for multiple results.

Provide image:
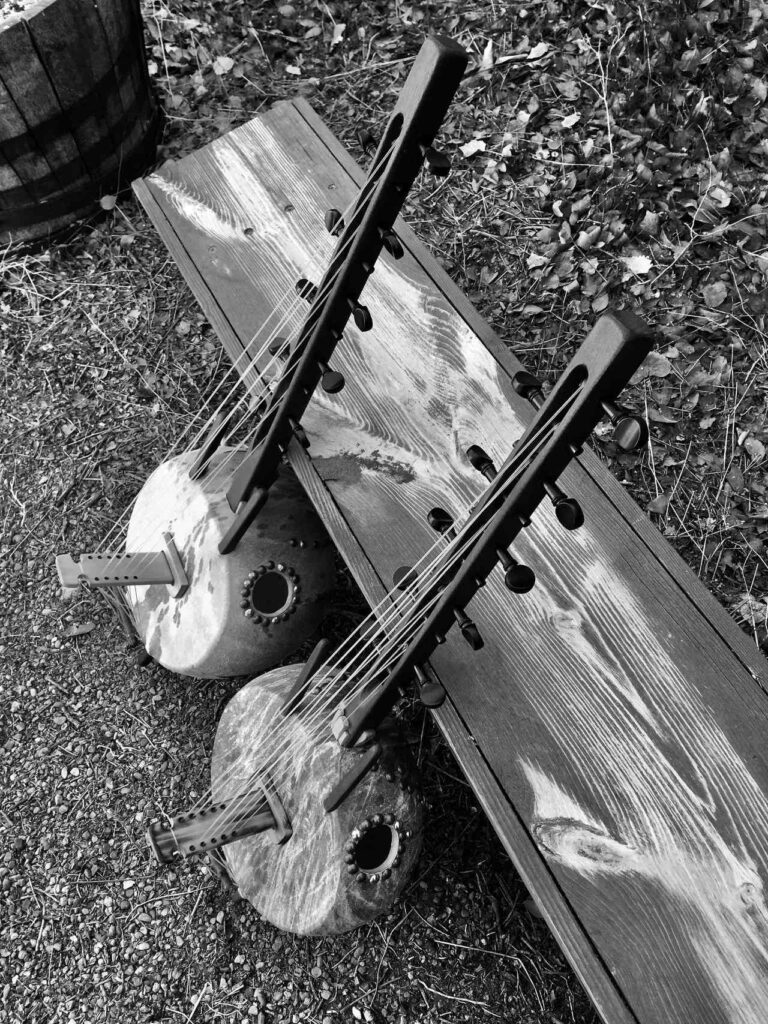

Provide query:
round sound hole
left=354, top=824, right=399, bottom=873
left=249, top=571, right=292, bottom=615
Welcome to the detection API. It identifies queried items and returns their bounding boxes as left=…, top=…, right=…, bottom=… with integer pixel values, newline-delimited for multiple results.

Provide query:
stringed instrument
left=145, top=310, right=654, bottom=935
left=54, top=35, right=469, bottom=679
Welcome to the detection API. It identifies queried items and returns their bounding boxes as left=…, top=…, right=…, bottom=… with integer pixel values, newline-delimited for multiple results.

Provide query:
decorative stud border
left=344, top=813, right=412, bottom=884
left=240, top=561, right=300, bottom=625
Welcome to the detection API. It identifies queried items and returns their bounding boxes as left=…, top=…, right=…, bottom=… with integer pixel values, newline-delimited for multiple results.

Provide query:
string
left=91, top=139, right=402, bottom=616
left=197, top=373, right=586, bottom=836
left=183, top=376, right=577, bottom=831
left=181, top=385, right=583, bottom=848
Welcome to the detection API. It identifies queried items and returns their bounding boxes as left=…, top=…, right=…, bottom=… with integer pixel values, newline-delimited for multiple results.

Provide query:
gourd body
left=212, top=664, right=423, bottom=935
left=125, top=450, right=335, bottom=678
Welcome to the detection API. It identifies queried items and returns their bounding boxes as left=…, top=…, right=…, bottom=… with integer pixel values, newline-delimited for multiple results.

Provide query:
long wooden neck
left=219, top=36, right=468, bottom=553
left=337, top=312, right=655, bottom=745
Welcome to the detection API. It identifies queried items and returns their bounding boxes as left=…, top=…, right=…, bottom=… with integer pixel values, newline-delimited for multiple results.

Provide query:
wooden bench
left=134, top=98, right=768, bottom=1024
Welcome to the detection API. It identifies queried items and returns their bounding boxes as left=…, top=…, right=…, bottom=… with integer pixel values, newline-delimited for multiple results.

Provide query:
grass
left=3, top=0, right=768, bottom=1022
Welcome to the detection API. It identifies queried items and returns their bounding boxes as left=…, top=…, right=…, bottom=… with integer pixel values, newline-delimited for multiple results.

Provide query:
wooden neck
left=338, top=312, right=655, bottom=745
left=220, top=36, right=469, bottom=550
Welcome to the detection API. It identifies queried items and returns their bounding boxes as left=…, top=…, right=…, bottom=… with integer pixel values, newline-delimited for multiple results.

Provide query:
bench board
left=134, top=98, right=768, bottom=1024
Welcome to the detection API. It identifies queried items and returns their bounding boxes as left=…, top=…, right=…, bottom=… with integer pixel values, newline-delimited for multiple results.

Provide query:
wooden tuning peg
left=358, top=128, right=377, bottom=155
left=543, top=482, right=584, bottom=530
left=512, top=370, right=544, bottom=407
left=420, top=145, right=451, bottom=177
left=348, top=301, right=373, bottom=331
left=392, top=566, right=417, bottom=591
left=289, top=418, right=310, bottom=449
left=601, top=401, right=649, bottom=451
left=454, top=607, right=484, bottom=650
left=414, top=666, right=446, bottom=708
left=467, top=444, right=497, bottom=481
left=295, top=278, right=317, bottom=302
left=497, top=548, right=535, bottom=593
left=379, top=229, right=404, bottom=259
left=324, top=208, right=344, bottom=235
left=427, top=507, right=455, bottom=535
left=318, top=361, right=345, bottom=394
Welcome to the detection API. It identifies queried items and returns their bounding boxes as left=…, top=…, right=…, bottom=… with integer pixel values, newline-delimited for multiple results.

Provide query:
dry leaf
left=703, top=280, right=728, bottom=307
left=480, top=39, right=494, bottom=70
left=62, top=621, right=96, bottom=638
left=99, top=194, right=117, bottom=211
left=648, top=407, right=678, bottom=424
left=527, top=42, right=549, bottom=60
left=212, top=55, right=235, bottom=75
left=561, top=112, right=580, bottom=129
left=727, top=465, right=745, bottom=491
left=331, top=22, right=346, bottom=47
left=460, top=139, right=486, bottom=157
left=744, top=437, right=766, bottom=462
left=631, top=352, right=672, bottom=383
left=647, top=493, right=670, bottom=514
left=621, top=253, right=653, bottom=275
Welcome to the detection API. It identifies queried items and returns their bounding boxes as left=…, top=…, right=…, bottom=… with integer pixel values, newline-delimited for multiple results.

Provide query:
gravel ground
left=4, top=1, right=768, bottom=1022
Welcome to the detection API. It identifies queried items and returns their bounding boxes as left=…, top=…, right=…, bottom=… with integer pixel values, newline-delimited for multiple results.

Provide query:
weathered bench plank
left=134, top=98, right=768, bottom=1024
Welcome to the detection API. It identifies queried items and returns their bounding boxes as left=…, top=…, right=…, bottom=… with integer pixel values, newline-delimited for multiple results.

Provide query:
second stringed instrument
left=145, top=311, right=653, bottom=934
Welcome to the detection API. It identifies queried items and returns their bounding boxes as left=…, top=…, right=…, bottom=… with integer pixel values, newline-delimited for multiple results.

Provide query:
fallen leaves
left=211, top=55, right=234, bottom=76
left=630, top=351, right=672, bottom=383
left=61, top=621, right=96, bottom=638
left=703, top=280, right=728, bottom=307
left=647, top=493, right=671, bottom=515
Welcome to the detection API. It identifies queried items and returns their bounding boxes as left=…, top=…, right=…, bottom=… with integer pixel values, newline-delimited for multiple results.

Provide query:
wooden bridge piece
left=134, top=99, right=768, bottom=1024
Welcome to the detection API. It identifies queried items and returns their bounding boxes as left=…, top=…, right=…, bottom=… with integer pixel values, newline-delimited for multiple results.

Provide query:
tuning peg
left=454, top=607, right=484, bottom=650
left=543, top=481, right=584, bottom=530
left=414, top=665, right=446, bottom=708
left=348, top=300, right=373, bottom=331
left=512, top=370, right=544, bottom=408
left=379, top=229, right=404, bottom=259
left=497, top=548, right=535, bottom=593
left=467, top=444, right=497, bottom=481
left=324, top=208, right=344, bottom=235
left=392, top=565, right=416, bottom=591
left=295, top=278, right=317, bottom=302
left=427, top=507, right=455, bottom=535
left=289, top=417, right=310, bottom=449
left=317, top=361, right=345, bottom=394
left=268, top=337, right=288, bottom=360
left=358, top=128, right=378, bottom=155
left=420, top=144, right=451, bottom=177
left=601, top=401, right=649, bottom=451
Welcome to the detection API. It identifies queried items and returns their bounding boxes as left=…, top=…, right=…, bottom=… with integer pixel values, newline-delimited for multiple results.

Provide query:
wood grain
left=134, top=101, right=768, bottom=1024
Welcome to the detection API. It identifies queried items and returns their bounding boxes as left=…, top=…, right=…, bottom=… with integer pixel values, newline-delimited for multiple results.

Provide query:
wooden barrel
left=0, top=0, right=161, bottom=245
